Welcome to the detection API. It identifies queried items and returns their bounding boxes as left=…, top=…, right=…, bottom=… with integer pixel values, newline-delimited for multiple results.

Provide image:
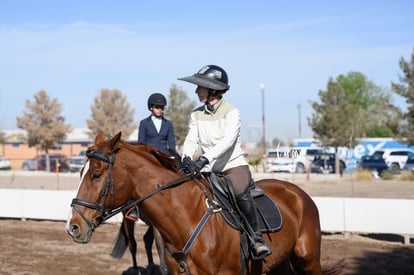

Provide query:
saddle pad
left=254, top=194, right=283, bottom=233
left=216, top=192, right=283, bottom=233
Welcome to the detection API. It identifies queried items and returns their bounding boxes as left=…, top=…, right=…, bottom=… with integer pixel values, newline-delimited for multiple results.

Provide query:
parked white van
left=263, top=147, right=294, bottom=173
left=264, top=146, right=324, bottom=173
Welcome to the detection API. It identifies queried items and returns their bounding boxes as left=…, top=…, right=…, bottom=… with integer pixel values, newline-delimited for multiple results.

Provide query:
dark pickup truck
left=310, top=153, right=346, bottom=174
left=357, top=155, right=389, bottom=176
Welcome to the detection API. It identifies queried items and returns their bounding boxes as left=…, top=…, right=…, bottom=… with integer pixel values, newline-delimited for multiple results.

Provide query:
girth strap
left=183, top=204, right=214, bottom=254
left=166, top=201, right=216, bottom=275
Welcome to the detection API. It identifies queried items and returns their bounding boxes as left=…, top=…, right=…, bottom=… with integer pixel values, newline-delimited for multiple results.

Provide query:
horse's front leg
left=153, top=226, right=169, bottom=275
left=111, top=216, right=140, bottom=275
left=125, top=218, right=138, bottom=268
left=143, top=226, right=155, bottom=268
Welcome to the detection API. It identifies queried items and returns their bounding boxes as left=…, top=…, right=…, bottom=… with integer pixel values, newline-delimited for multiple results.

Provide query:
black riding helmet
left=178, top=65, right=230, bottom=92
left=147, top=93, right=167, bottom=110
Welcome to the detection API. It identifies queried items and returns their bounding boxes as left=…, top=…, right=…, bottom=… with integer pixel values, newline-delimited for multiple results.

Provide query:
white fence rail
left=1, top=189, right=413, bottom=243
left=0, top=189, right=124, bottom=223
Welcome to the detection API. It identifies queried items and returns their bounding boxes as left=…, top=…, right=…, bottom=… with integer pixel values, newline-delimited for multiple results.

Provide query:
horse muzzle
left=66, top=221, right=94, bottom=243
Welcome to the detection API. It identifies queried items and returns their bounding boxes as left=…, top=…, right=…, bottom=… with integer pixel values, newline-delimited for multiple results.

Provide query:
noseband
left=71, top=149, right=118, bottom=231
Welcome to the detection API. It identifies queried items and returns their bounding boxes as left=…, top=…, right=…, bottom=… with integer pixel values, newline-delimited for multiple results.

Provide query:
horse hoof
left=122, top=266, right=140, bottom=275
left=147, top=264, right=162, bottom=275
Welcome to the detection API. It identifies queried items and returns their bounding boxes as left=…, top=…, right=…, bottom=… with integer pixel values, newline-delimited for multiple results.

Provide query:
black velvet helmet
left=178, top=65, right=230, bottom=91
left=147, top=93, right=167, bottom=110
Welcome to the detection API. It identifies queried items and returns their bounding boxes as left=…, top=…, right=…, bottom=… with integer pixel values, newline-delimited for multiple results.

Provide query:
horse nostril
left=69, top=224, right=80, bottom=237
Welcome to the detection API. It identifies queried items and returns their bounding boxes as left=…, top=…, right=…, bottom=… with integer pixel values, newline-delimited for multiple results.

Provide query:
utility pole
left=297, top=104, right=302, bottom=138
left=260, top=83, right=266, bottom=154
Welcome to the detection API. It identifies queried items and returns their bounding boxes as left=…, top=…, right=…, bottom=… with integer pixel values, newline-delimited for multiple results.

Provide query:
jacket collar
left=204, top=98, right=224, bottom=114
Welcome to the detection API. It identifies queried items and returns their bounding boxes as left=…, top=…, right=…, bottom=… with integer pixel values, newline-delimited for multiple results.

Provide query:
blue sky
left=0, top=1, right=413, bottom=144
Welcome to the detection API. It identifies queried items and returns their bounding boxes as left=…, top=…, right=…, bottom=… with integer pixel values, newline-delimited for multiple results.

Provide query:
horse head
left=66, top=130, right=181, bottom=243
left=66, top=130, right=123, bottom=242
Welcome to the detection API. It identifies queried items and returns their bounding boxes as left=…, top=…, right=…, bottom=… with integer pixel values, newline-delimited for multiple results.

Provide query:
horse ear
left=95, top=130, right=106, bottom=143
left=110, top=132, right=122, bottom=149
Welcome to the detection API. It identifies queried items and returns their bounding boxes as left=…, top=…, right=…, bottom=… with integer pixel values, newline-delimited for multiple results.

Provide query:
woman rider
left=178, top=65, right=272, bottom=260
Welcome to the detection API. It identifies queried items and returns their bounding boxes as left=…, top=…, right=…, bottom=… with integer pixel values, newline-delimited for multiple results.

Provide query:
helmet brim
left=178, top=75, right=229, bottom=91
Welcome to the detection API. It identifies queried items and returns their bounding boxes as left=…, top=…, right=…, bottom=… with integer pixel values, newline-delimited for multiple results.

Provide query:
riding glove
left=194, top=156, right=209, bottom=172
left=181, top=156, right=209, bottom=176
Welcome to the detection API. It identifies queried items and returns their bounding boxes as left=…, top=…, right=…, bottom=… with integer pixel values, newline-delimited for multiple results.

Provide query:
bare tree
left=16, top=90, right=71, bottom=171
left=86, top=89, right=136, bottom=139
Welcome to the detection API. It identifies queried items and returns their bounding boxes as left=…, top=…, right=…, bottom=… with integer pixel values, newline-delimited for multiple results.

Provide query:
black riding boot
left=236, top=190, right=272, bottom=260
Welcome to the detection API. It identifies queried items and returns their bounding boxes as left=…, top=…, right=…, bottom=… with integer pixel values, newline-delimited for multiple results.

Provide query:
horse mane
left=119, top=140, right=180, bottom=172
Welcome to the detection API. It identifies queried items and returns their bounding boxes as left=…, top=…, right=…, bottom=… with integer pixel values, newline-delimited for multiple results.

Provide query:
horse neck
left=122, top=147, right=214, bottom=247
left=137, top=174, right=209, bottom=248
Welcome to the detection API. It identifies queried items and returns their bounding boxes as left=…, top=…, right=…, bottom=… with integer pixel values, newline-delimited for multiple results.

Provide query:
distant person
left=127, top=93, right=176, bottom=218
left=126, top=92, right=176, bottom=271
left=138, top=93, right=176, bottom=154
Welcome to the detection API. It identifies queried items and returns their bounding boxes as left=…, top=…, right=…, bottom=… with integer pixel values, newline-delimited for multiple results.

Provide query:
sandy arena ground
left=0, top=171, right=414, bottom=274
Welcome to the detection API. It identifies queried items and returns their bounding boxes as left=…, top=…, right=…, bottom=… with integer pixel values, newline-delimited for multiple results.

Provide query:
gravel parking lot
left=1, top=170, right=413, bottom=199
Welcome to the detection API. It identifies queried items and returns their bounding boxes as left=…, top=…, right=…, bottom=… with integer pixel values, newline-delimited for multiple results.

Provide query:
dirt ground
left=0, top=171, right=414, bottom=274
left=0, top=219, right=414, bottom=275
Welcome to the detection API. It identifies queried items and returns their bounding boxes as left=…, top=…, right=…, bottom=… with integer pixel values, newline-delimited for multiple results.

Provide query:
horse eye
left=91, top=171, right=101, bottom=180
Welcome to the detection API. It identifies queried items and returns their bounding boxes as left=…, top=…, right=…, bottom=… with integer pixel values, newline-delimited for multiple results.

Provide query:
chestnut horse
left=67, top=131, right=337, bottom=274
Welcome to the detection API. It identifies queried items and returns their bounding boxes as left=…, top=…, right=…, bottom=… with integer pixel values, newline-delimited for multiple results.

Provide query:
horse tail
left=110, top=218, right=129, bottom=259
left=322, top=258, right=346, bottom=275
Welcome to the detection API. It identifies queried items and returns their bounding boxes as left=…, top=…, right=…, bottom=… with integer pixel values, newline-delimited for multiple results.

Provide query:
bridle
left=70, top=149, right=194, bottom=232
left=71, top=149, right=118, bottom=231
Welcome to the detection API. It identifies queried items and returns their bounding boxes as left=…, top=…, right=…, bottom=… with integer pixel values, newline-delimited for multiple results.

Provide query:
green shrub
left=354, top=169, right=373, bottom=180
left=248, top=157, right=262, bottom=167
left=399, top=170, right=414, bottom=181
left=382, top=170, right=393, bottom=180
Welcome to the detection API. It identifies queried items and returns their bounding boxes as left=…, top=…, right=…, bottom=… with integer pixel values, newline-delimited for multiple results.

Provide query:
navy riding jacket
left=138, top=116, right=176, bottom=154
